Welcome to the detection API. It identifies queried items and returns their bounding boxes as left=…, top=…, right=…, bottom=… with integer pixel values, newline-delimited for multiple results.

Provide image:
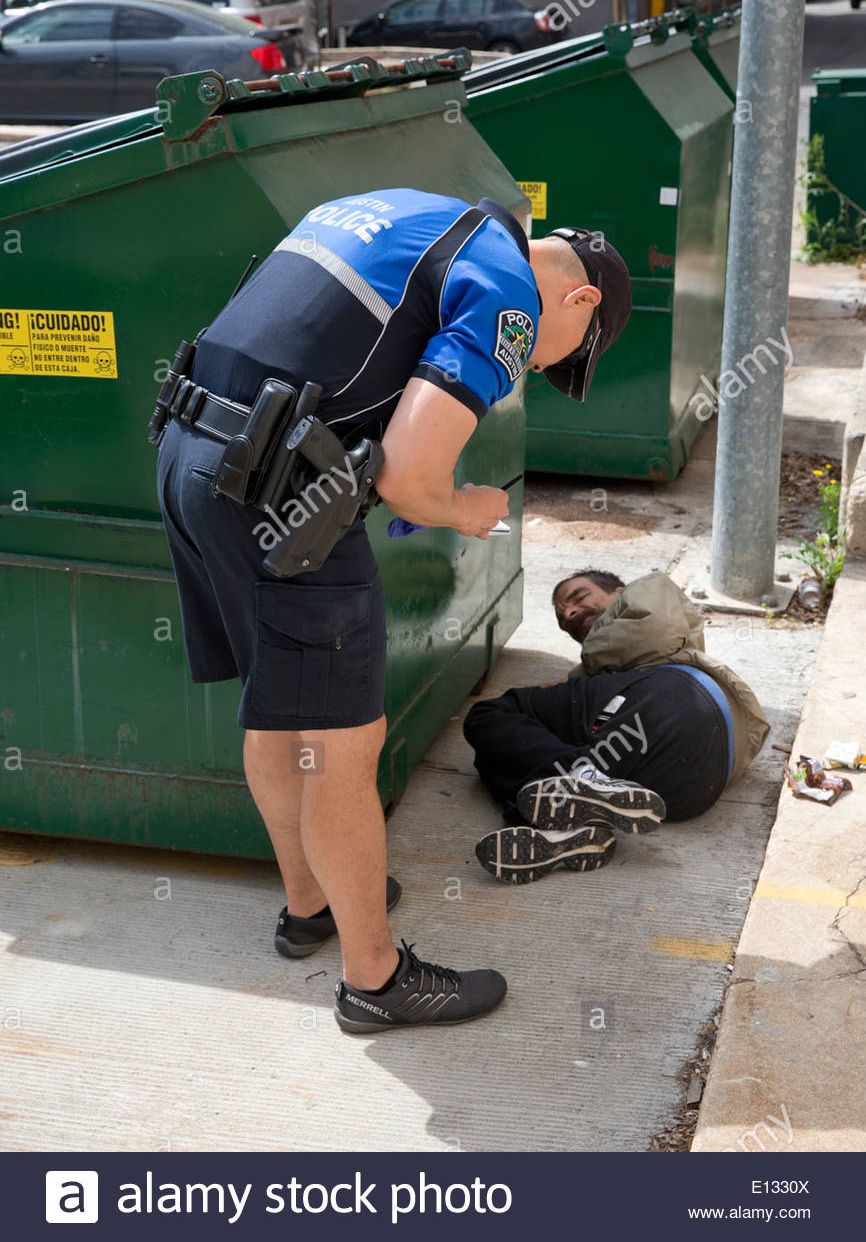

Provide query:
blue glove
left=388, top=517, right=428, bottom=538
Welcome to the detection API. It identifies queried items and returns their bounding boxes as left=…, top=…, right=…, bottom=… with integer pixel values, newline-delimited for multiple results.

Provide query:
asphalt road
left=803, top=0, right=866, bottom=80
left=327, top=0, right=619, bottom=36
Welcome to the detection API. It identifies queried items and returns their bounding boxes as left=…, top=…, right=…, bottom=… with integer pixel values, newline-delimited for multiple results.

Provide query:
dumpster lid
left=813, top=68, right=866, bottom=92
left=0, top=110, right=159, bottom=180
left=465, top=5, right=712, bottom=92
left=0, top=48, right=473, bottom=178
left=465, top=30, right=608, bottom=91
left=157, top=49, right=472, bottom=141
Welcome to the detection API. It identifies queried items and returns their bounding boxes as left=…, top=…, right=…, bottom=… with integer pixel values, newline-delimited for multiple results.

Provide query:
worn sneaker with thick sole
left=517, top=763, right=666, bottom=835
left=274, top=875, right=402, bottom=960
left=475, top=822, right=616, bottom=884
left=335, top=940, right=507, bottom=1034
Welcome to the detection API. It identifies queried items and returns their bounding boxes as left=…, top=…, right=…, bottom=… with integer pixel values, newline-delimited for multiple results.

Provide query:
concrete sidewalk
left=692, top=557, right=866, bottom=1153
left=0, top=423, right=823, bottom=1154
left=1, top=251, right=862, bottom=1151
left=693, top=309, right=866, bottom=1155
left=783, top=263, right=866, bottom=460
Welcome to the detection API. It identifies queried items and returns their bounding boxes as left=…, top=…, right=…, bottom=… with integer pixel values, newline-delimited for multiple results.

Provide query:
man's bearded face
left=554, top=577, right=617, bottom=642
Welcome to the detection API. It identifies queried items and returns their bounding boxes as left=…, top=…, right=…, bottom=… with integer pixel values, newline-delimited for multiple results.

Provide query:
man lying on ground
left=463, top=568, right=769, bottom=884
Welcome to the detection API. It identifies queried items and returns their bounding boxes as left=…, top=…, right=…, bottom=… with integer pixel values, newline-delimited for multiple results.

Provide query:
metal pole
left=710, top=0, right=807, bottom=603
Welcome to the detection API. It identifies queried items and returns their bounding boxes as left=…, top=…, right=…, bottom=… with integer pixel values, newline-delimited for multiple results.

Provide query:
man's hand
left=378, top=378, right=504, bottom=537
left=453, top=482, right=509, bottom=539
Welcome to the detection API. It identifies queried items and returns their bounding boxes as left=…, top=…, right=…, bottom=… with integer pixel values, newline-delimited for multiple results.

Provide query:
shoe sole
left=475, top=824, right=616, bottom=884
left=517, top=773, right=665, bottom=836
left=274, top=937, right=323, bottom=960
left=275, top=882, right=402, bottom=960
left=334, top=995, right=506, bottom=1035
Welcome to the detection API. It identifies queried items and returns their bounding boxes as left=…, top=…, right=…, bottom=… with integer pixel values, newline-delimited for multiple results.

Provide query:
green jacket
left=568, top=572, right=769, bottom=784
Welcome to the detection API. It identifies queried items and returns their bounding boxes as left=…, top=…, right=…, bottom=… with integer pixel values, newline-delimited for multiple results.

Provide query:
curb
left=692, top=555, right=866, bottom=1153
left=842, top=351, right=866, bottom=556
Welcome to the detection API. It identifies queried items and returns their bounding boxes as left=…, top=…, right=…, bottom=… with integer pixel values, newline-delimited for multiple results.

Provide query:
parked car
left=205, top=0, right=307, bottom=31
left=201, top=0, right=314, bottom=63
left=0, top=0, right=307, bottom=28
left=0, top=0, right=290, bottom=123
left=347, top=0, right=558, bottom=55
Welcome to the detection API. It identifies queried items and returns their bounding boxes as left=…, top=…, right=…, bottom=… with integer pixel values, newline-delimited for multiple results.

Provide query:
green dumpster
left=807, top=69, right=866, bottom=255
left=690, top=5, right=742, bottom=103
left=0, top=53, right=525, bottom=858
left=465, top=9, right=735, bottom=480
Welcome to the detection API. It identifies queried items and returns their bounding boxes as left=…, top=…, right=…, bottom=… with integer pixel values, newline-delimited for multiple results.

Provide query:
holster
left=149, top=344, right=383, bottom=579
left=261, top=413, right=385, bottom=579
left=214, top=379, right=385, bottom=577
left=214, top=378, right=306, bottom=507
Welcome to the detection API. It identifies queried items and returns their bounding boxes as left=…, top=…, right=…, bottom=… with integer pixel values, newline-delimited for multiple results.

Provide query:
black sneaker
left=334, top=940, right=507, bottom=1034
left=517, top=762, right=666, bottom=835
left=274, top=875, right=402, bottom=960
left=475, top=822, right=616, bottom=884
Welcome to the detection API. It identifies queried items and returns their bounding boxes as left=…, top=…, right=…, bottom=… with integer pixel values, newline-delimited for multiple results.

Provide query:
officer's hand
left=454, top=483, right=509, bottom=540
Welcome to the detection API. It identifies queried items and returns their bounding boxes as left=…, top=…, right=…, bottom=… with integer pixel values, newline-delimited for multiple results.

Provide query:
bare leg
left=244, top=718, right=398, bottom=990
left=297, top=715, right=398, bottom=990
left=244, top=729, right=327, bottom=917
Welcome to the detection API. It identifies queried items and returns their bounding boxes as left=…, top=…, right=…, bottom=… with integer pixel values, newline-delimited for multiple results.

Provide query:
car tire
left=852, top=0, right=862, bottom=10
left=486, top=39, right=520, bottom=54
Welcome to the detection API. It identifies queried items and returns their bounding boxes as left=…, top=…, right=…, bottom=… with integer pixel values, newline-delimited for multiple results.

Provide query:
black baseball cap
left=542, top=228, right=633, bottom=403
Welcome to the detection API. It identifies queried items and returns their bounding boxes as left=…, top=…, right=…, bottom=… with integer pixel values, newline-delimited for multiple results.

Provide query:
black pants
left=463, top=667, right=730, bottom=823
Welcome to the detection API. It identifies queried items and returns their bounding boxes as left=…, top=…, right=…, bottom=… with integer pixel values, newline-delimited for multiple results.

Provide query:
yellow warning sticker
left=516, top=181, right=548, bottom=220
left=0, top=308, right=117, bottom=379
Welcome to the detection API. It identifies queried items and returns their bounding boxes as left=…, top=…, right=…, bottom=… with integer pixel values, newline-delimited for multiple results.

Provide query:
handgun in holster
left=213, top=378, right=384, bottom=578
left=262, top=410, right=385, bottom=579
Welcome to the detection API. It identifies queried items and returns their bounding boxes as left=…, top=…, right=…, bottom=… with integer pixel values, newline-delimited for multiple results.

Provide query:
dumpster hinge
left=156, top=70, right=230, bottom=142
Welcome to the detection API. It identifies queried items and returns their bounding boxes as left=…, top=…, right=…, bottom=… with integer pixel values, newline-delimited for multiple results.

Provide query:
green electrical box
left=808, top=69, right=866, bottom=253
left=466, top=9, right=737, bottom=480
left=0, top=54, right=526, bottom=858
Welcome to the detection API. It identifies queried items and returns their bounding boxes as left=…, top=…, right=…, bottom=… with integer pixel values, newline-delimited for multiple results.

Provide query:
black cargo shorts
left=156, top=417, right=386, bottom=730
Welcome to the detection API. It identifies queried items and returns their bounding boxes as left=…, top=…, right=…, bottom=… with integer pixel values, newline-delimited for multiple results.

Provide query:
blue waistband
left=658, top=664, right=735, bottom=785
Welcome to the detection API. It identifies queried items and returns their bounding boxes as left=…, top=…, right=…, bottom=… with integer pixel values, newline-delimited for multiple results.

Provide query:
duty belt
left=148, top=339, right=384, bottom=579
left=162, top=374, right=257, bottom=443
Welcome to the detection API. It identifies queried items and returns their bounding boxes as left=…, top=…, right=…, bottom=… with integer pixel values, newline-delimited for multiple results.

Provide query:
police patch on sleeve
left=494, top=309, right=534, bottom=383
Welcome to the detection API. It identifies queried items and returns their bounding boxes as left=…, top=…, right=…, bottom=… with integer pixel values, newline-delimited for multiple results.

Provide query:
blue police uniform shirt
left=191, top=188, right=541, bottom=445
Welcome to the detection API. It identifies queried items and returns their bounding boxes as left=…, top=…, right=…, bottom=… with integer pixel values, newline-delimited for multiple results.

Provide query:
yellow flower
left=812, top=468, right=824, bottom=477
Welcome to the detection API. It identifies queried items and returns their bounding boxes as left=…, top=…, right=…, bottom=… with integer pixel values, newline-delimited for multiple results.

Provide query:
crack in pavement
left=830, top=874, right=866, bottom=975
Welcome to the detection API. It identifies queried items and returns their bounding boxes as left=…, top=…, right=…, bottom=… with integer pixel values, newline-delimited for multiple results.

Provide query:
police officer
left=155, top=187, right=631, bottom=1034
